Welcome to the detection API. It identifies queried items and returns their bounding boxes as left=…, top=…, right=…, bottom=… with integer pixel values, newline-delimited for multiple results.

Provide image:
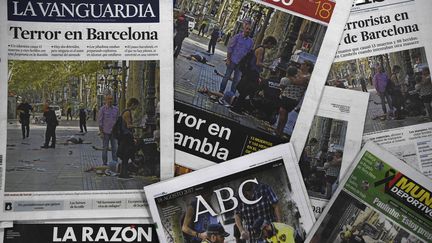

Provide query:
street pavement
left=349, top=85, right=429, bottom=133
left=5, top=118, right=158, bottom=192
left=175, top=33, right=279, bottom=135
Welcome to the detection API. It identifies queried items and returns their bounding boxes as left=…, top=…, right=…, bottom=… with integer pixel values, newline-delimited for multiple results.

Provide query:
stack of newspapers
left=0, top=0, right=431, bottom=242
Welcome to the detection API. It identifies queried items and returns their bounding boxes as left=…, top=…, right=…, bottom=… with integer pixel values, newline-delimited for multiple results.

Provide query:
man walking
left=16, top=99, right=33, bottom=139
left=207, top=26, right=221, bottom=55
left=98, top=95, right=119, bottom=166
left=359, top=75, right=368, bottom=92
left=198, top=20, right=207, bottom=37
left=218, top=20, right=253, bottom=95
left=78, top=105, right=88, bottom=133
left=66, top=104, right=73, bottom=120
left=174, top=10, right=189, bottom=58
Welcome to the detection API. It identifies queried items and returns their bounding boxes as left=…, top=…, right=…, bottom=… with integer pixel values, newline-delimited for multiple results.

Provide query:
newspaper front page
left=297, top=86, right=369, bottom=217
left=326, top=0, right=432, bottom=179
left=1, top=219, right=158, bottom=243
left=0, top=0, right=174, bottom=220
left=145, top=143, right=315, bottom=243
left=306, top=141, right=432, bottom=243
left=173, top=0, right=354, bottom=170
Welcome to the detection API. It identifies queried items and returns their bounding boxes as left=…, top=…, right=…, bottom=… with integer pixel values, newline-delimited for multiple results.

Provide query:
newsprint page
left=173, top=0, right=353, bottom=170
left=297, top=86, right=369, bottom=217
left=0, top=0, right=174, bottom=220
left=145, top=143, right=315, bottom=243
left=326, top=0, right=432, bottom=179
left=306, top=141, right=432, bottom=243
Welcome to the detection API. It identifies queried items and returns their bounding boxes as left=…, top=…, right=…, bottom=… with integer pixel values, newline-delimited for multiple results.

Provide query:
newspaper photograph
left=306, top=141, right=432, bottom=243
left=297, top=86, right=369, bottom=217
left=0, top=218, right=158, bottom=243
left=145, top=143, right=315, bottom=243
left=0, top=0, right=174, bottom=220
left=325, top=0, right=432, bottom=178
left=173, top=0, right=353, bottom=169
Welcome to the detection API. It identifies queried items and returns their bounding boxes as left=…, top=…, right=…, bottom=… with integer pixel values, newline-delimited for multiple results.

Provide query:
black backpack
left=111, top=109, right=131, bottom=139
left=238, top=45, right=264, bottom=73
left=111, top=116, right=124, bottom=139
left=238, top=49, right=255, bottom=73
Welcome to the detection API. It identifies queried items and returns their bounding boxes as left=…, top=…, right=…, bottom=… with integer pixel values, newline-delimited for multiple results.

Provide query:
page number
left=314, top=1, right=333, bottom=20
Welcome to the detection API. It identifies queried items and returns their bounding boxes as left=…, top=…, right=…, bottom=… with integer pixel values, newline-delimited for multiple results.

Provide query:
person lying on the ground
left=67, top=136, right=83, bottom=144
left=84, top=164, right=118, bottom=176
left=197, top=87, right=223, bottom=98
left=58, top=136, right=91, bottom=145
left=179, top=52, right=215, bottom=66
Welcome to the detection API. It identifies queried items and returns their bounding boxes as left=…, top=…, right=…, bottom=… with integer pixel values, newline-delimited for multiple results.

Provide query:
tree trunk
left=265, top=11, right=290, bottom=57
left=320, top=118, right=333, bottom=153
left=119, top=61, right=127, bottom=111
left=127, top=61, right=145, bottom=128
left=254, top=8, right=273, bottom=49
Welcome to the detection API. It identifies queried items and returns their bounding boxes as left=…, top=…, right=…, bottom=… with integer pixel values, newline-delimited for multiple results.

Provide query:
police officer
left=202, top=224, right=229, bottom=243
left=253, top=218, right=296, bottom=243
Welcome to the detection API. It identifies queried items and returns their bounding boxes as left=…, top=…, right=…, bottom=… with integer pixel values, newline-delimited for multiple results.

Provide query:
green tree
left=8, top=60, right=104, bottom=105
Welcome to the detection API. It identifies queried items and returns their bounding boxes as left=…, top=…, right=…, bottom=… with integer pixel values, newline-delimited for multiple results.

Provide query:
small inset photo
left=327, top=47, right=431, bottom=133
left=299, top=115, right=348, bottom=200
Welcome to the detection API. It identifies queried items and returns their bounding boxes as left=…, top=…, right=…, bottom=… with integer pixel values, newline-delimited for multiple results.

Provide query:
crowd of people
left=332, top=64, right=432, bottom=122
left=14, top=94, right=160, bottom=180
left=179, top=13, right=430, bottom=136
left=372, top=65, right=432, bottom=121
left=172, top=9, right=319, bottom=137
left=186, top=19, right=314, bottom=138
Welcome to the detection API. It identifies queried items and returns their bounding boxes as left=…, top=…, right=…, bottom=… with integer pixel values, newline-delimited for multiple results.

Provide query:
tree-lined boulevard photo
left=7, top=60, right=161, bottom=191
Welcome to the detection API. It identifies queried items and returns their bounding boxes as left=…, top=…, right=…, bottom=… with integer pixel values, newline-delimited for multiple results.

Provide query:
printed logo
left=5, top=202, right=12, bottom=211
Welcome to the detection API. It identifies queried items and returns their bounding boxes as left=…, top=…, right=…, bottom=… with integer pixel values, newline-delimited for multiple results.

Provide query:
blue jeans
left=219, top=62, right=242, bottom=94
left=378, top=91, right=393, bottom=114
left=102, top=133, right=118, bottom=165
